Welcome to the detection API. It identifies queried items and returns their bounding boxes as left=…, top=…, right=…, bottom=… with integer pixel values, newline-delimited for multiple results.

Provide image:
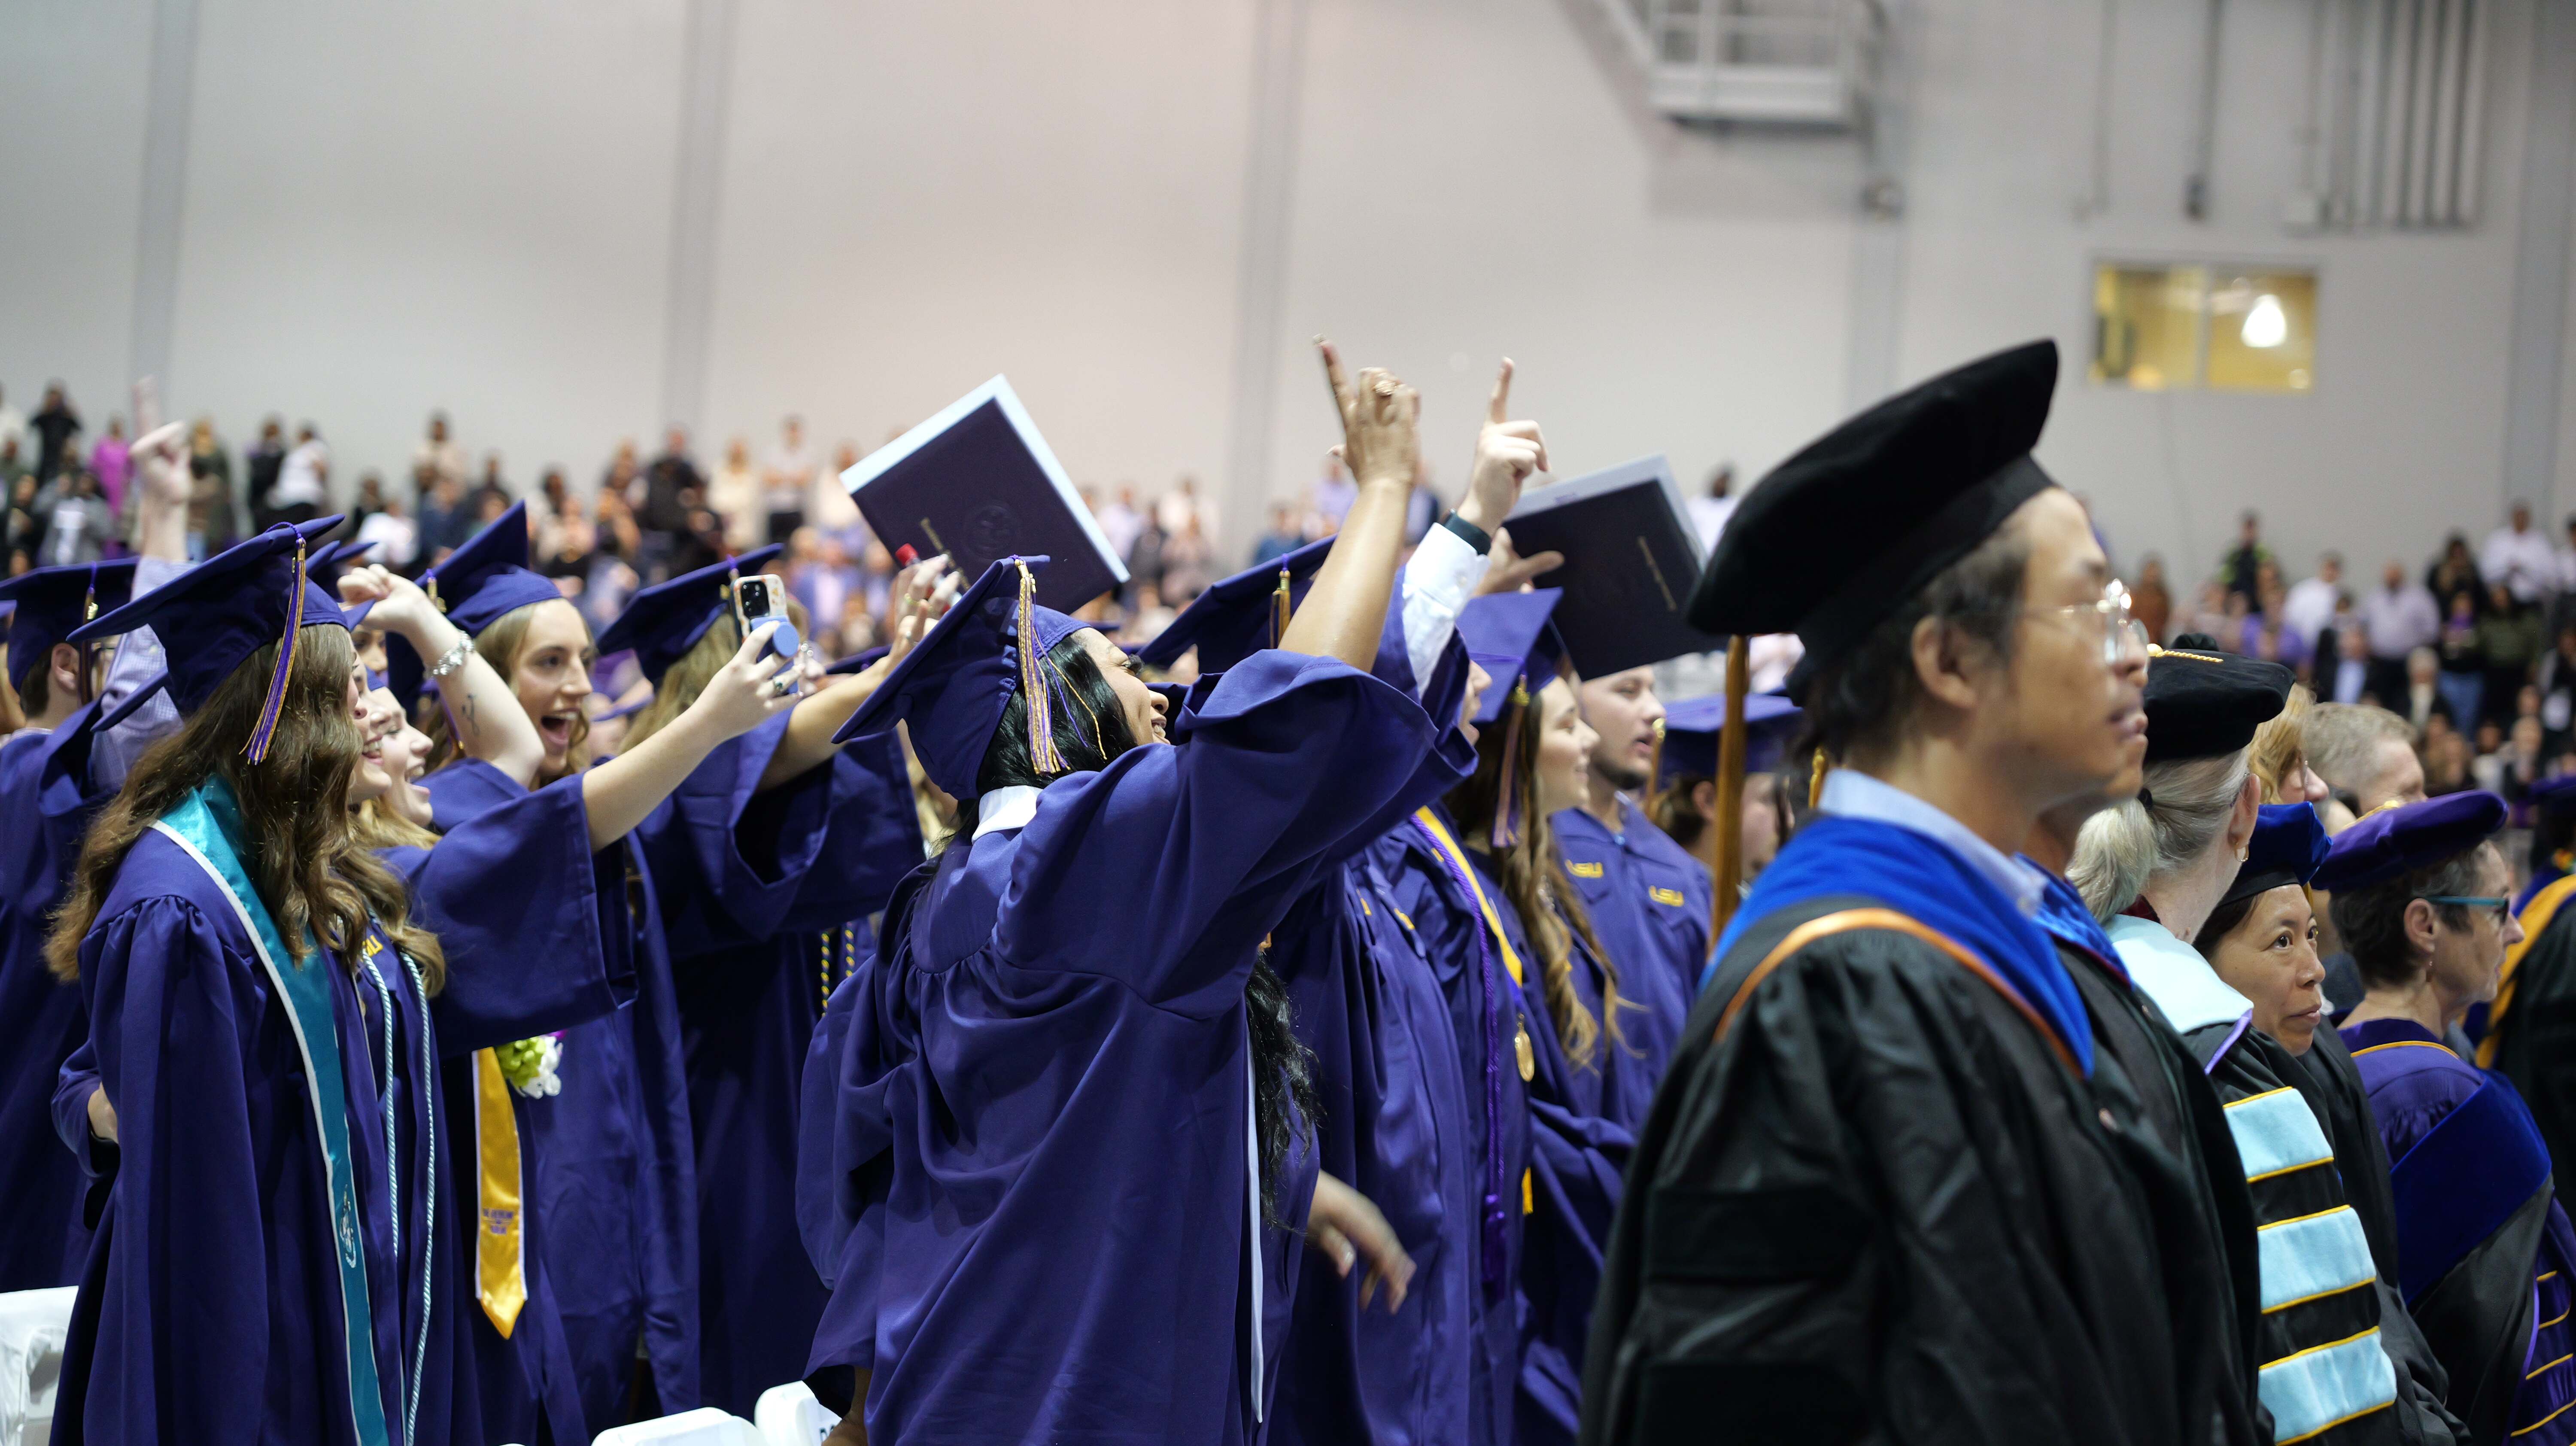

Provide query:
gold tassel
left=1271, top=568, right=1292, bottom=650
left=1809, top=747, right=1829, bottom=810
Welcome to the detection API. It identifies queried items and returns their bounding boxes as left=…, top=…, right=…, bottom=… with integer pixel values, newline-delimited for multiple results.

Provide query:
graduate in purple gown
left=1634, top=690, right=1804, bottom=909
left=1138, top=516, right=1502, bottom=1438
left=41, top=519, right=647, bottom=1446
left=2326, top=793, right=2576, bottom=1443
left=803, top=346, right=1442, bottom=1445
left=1434, top=589, right=1636, bottom=1446
left=1552, top=663, right=1708, bottom=1111
left=0, top=559, right=135, bottom=1291
left=593, top=547, right=932, bottom=1416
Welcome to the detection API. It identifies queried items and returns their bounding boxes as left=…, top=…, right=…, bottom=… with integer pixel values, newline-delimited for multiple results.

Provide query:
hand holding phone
left=732, top=572, right=801, bottom=661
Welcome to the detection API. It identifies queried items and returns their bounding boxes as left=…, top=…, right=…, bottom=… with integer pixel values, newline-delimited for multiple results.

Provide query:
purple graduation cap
left=1657, top=690, right=1803, bottom=783
left=596, top=544, right=785, bottom=685
left=70, top=517, right=348, bottom=755
left=2220, top=803, right=2333, bottom=908
left=2314, top=791, right=2508, bottom=893
left=831, top=555, right=1085, bottom=798
left=375, top=501, right=570, bottom=708
left=840, top=377, right=1129, bottom=614
left=825, top=645, right=891, bottom=677
left=0, top=558, right=139, bottom=698
left=1456, top=588, right=1566, bottom=849
left=1136, top=535, right=1330, bottom=674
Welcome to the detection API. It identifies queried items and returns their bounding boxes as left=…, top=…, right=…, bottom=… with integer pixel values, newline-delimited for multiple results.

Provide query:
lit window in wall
left=2089, top=263, right=2318, bottom=394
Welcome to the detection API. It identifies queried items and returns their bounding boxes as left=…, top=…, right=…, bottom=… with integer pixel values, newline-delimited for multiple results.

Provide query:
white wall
left=0, top=0, right=2561, bottom=591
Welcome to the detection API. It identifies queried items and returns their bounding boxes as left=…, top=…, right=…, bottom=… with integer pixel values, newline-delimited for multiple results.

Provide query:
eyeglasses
left=2419, top=895, right=2512, bottom=925
left=2023, top=582, right=2148, bottom=666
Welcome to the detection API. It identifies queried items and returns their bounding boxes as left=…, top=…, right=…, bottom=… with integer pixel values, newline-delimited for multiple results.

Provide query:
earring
left=2238, top=846, right=2251, bottom=862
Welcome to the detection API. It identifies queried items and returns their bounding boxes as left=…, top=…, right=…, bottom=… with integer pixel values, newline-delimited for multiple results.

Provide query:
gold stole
left=472, top=1049, right=526, bottom=1335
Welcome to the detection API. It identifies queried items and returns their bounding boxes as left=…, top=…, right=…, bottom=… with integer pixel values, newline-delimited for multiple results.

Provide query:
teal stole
left=151, top=779, right=393, bottom=1446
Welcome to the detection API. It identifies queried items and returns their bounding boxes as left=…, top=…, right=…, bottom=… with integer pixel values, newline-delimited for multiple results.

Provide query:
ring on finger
left=770, top=674, right=797, bottom=697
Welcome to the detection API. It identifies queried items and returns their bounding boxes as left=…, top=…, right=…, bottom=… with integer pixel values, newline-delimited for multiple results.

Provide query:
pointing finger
left=1487, top=358, right=1514, bottom=425
left=1318, top=338, right=1353, bottom=419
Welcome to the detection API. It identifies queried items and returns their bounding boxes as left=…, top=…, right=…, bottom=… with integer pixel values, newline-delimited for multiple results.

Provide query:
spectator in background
left=762, top=414, right=814, bottom=546
left=2538, top=626, right=2576, bottom=755
left=0, top=384, right=23, bottom=459
left=1249, top=504, right=1300, bottom=567
left=2428, top=532, right=2485, bottom=619
left=1125, top=512, right=1165, bottom=610
left=601, top=437, right=641, bottom=507
left=271, top=423, right=329, bottom=524
left=186, top=416, right=237, bottom=559
left=2366, top=557, right=2441, bottom=701
left=90, top=415, right=130, bottom=519
left=2437, top=591, right=2484, bottom=728
left=414, top=462, right=473, bottom=565
left=2309, top=703, right=2429, bottom=814
left=2323, top=626, right=2371, bottom=705
left=5, top=475, right=37, bottom=574
left=2130, top=554, right=2172, bottom=645
left=785, top=527, right=859, bottom=656
left=2479, top=580, right=2546, bottom=727
left=1158, top=514, right=1212, bottom=603
left=2424, top=721, right=2474, bottom=794
left=2282, top=551, right=2342, bottom=647
left=810, top=437, right=863, bottom=537
left=530, top=466, right=576, bottom=562
left=34, top=463, right=111, bottom=567
left=1687, top=463, right=1737, bottom=553
left=414, top=410, right=468, bottom=494
left=1159, top=474, right=1216, bottom=545
left=1310, top=452, right=1356, bottom=533
left=1094, top=483, right=1144, bottom=564
left=0, top=438, right=26, bottom=489
left=2218, top=508, right=2271, bottom=602
left=2174, top=579, right=2233, bottom=642
left=355, top=491, right=419, bottom=571
left=468, top=453, right=510, bottom=516
left=349, top=471, right=390, bottom=530
left=2484, top=500, right=2557, bottom=606
left=244, top=416, right=287, bottom=531
left=708, top=435, right=760, bottom=550
left=638, top=425, right=704, bottom=582
left=29, top=383, right=81, bottom=483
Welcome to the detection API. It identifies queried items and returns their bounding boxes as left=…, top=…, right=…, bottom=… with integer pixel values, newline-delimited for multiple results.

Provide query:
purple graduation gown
left=804, top=651, right=1440, bottom=1444
left=637, top=725, right=922, bottom=1415
left=1454, top=849, right=1633, bottom=1446
left=54, top=772, right=627, bottom=1446
left=0, top=707, right=113, bottom=1290
left=1549, top=798, right=1708, bottom=1129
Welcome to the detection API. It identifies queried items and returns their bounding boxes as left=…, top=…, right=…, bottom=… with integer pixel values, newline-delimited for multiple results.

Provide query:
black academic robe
left=2486, top=878, right=2576, bottom=1190
left=1580, top=893, right=2209, bottom=1446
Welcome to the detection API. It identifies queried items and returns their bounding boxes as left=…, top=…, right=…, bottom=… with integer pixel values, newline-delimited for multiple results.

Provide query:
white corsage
left=496, top=1033, right=564, bottom=1099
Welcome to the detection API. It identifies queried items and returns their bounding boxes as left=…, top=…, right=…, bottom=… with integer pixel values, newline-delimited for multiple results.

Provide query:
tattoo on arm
left=462, top=692, right=478, bottom=729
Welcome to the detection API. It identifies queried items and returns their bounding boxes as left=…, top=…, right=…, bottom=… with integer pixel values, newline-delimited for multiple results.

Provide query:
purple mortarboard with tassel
left=71, top=517, right=348, bottom=756
left=0, top=558, right=139, bottom=696
left=598, top=544, right=787, bottom=686
left=831, top=555, right=1086, bottom=799
left=1456, top=588, right=1567, bottom=850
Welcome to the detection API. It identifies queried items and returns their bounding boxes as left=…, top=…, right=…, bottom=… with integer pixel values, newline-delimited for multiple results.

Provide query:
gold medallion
left=1515, top=1020, right=1536, bottom=1081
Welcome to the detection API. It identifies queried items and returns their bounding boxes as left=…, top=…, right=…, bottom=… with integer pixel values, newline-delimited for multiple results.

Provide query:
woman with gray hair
left=2071, top=641, right=2462, bottom=1445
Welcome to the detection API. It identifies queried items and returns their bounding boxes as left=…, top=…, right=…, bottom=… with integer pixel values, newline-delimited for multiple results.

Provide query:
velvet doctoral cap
left=2142, top=644, right=2295, bottom=765
left=71, top=518, right=348, bottom=749
left=0, top=559, right=137, bottom=693
left=1686, top=340, right=2061, bottom=693
left=2219, top=803, right=2333, bottom=909
left=831, top=555, right=1086, bottom=799
left=597, top=544, right=786, bottom=685
left=2314, top=791, right=2507, bottom=893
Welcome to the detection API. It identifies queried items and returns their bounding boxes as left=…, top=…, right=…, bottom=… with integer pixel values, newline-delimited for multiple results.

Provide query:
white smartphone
left=732, top=572, right=801, bottom=660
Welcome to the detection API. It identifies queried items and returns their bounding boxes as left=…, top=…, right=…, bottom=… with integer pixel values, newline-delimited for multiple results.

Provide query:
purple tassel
left=243, top=535, right=307, bottom=764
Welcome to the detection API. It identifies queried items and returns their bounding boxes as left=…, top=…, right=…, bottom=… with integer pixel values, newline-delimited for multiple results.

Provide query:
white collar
left=1818, top=769, right=2047, bottom=917
left=2105, top=914, right=2254, bottom=1034
left=974, top=784, right=1045, bottom=839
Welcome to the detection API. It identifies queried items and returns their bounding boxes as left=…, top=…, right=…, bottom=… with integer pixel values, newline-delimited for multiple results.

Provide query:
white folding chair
left=591, top=1406, right=763, bottom=1446
left=0, top=1287, right=78, bottom=1446
left=752, top=1381, right=837, bottom=1446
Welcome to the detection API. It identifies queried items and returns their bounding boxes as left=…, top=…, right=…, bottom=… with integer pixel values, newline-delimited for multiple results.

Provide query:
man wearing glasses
left=2331, top=793, right=2576, bottom=1443
left=1582, top=343, right=2262, bottom=1444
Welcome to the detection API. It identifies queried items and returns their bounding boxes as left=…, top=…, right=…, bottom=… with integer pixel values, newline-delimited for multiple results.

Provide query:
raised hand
left=1458, top=359, right=1547, bottom=535
left=882, top=554, right=959, bottom=672
left=337, top=564, right=433, bottom=638
left=1319, top=338, right=1419, bottom=489
left=130, top=419, right=191, bottom=512
left=687, top=621, right=802, bottom=742
left=1475, top=525, right=1565, bottom=596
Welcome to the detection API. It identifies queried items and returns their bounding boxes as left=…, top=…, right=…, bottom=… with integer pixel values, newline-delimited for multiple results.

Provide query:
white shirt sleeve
left=91, top=555, right=193, bottom=793
left=1400, top=522, right=1491, bottom=699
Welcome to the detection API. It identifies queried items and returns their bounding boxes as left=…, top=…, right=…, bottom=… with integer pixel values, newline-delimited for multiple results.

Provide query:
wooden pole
left=1712, top=633, right=1751, bottom=941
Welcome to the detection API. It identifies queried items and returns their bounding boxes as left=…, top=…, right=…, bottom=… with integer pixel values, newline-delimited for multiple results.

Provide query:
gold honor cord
left=1411, top=807, right=1536, bottom=1082
left=472, top=1049, right=527, bottom=1336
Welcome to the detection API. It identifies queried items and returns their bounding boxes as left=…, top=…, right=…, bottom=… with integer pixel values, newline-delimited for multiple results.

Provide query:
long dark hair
left=49, top=625, right=447, bottom=992
left=969, top=632, right=1318, bottom=1225
left=1446, top=680, right=1624, bottom=1070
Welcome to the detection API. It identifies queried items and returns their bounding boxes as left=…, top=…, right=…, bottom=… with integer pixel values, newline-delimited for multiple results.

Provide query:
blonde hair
left=624, top=592, right=811, bottom=751
left=2070, top=750, right=2252, bottom=922
left=2248, top=684, right=2313, bottom=804
left=423, top=605, right=593, bottom=785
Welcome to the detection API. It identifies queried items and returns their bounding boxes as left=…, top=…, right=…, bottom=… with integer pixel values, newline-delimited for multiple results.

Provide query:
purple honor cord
left=1411, top=815, right=1512, bottom=1295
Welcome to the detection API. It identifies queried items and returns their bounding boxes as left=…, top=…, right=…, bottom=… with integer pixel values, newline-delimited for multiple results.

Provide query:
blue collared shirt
left=1818, top=768, right=2047, bottom=918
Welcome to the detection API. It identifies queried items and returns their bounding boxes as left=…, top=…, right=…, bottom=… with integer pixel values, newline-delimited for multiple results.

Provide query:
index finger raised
left=1487, top=358, right=1514, bottom=425
left=1317, top=337, right=1354, bottom=417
